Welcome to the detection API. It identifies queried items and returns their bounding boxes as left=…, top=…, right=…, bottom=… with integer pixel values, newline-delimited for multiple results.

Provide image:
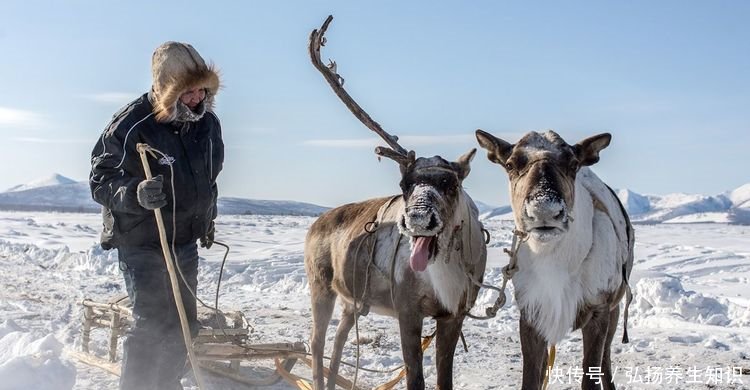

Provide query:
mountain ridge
left=3, top=174, right=749, bottom=224
left=0, top=175, right=328, bottom=216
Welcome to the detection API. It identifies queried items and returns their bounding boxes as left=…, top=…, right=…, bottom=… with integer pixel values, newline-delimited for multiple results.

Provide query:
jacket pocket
left=117, top=214, right=151, bottom=235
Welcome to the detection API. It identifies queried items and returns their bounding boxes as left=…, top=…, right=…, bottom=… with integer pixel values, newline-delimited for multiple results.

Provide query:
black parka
left=90, top=93, right=224, bottom=249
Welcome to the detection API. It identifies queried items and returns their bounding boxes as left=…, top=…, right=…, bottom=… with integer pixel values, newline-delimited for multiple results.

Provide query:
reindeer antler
left=309, top=15, right=414, bottom=166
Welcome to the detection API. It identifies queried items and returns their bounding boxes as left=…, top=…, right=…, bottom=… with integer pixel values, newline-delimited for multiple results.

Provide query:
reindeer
left=475, top=130, right=634, bottom=390
left=304, top=16, right=487, bottom=390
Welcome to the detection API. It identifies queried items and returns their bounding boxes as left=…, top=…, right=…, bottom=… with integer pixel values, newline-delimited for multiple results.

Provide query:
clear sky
left=1, top=1, right=748, bottom=207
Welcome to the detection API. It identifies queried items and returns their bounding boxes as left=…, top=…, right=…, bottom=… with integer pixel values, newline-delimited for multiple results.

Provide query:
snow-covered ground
left=1, top=211, right=748, bottom=389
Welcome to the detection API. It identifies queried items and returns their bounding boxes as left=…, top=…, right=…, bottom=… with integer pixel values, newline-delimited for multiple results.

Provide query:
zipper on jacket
left=208, top=138, right=213, bottom=181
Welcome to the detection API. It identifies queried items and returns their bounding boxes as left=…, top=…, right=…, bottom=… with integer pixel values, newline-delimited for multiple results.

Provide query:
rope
left=465, top=229, right=527, bottom=320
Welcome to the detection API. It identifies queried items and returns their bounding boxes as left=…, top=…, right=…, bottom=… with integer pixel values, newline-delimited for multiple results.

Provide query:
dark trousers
left=118, top=242, right=200, bottom=390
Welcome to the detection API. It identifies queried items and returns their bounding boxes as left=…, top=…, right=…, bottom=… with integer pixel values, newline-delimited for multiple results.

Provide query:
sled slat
left=70, top=351, right=121, bottom=376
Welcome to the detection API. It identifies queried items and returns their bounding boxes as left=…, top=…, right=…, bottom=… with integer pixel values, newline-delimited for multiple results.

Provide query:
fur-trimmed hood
left=151, top=41, right=220, bottom=123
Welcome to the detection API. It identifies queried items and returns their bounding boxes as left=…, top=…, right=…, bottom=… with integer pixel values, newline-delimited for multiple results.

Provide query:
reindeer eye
left=569, top=160, right=579, bottom=172
left=504, top=161, right=515, bottom=171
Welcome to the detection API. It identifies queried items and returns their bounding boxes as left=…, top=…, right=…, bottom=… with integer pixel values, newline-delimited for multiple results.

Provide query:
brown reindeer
left=305, top=16, right=487, bottom=390
left=476, top=130, right=634, bottom=390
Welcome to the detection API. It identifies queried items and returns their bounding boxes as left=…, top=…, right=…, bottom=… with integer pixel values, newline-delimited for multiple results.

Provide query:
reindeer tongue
left=410, top=236, right=433, bottom=272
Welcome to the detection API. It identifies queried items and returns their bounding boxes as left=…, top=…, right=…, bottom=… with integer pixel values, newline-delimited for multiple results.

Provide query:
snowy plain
left=0, top=210, right=749, bottom=389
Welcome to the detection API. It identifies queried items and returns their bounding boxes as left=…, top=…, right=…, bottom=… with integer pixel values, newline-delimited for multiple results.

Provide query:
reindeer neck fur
left=374, top=189, right=485, bottom=315
left=513, top=172, right=595, bottom=345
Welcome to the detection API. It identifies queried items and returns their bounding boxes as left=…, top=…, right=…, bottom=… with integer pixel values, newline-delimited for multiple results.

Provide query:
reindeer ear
left=475, top=129, right=513, bottom=166
left=574, top=133, right=611, bottom=166
left=452, top=148, right=476, bottom=181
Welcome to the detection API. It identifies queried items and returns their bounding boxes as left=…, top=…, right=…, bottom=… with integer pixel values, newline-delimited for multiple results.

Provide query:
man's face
left=179, top=88, right=206, bottom=110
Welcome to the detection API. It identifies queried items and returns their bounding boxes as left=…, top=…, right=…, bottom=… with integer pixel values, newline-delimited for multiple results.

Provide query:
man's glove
left=136, top=175, right=167, bottom=210
left=200, top=221, right=215, bottom=249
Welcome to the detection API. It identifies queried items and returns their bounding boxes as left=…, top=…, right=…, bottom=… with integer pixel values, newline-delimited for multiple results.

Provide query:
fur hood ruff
left=151, top=41, right=220, bottom=122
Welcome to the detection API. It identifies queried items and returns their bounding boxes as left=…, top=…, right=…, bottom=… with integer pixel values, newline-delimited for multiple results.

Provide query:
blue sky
left=1, top=1, right=748, bottom=207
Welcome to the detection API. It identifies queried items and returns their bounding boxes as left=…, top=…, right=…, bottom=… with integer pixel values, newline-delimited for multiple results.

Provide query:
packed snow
left=0, top=210, right=748, bottom=389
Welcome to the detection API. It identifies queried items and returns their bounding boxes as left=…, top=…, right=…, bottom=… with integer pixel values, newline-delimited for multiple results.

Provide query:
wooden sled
left=75, top=296, right=433, bottom=389
left=74, top=296, right=306, bottom=387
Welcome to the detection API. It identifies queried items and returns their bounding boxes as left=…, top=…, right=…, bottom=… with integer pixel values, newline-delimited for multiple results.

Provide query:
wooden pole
left=81, top=305, right=93, bottom=353
left=108, top=312, right=120, bottom=363
left=136, top=143, right=206, bottom=390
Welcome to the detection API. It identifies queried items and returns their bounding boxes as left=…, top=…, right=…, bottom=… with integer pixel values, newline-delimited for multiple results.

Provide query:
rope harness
left=465, top=228, right=527, bottom=320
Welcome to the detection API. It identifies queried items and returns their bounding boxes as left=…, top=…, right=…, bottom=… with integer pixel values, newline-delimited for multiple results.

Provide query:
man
left=90, top=41, right=224, bottom=390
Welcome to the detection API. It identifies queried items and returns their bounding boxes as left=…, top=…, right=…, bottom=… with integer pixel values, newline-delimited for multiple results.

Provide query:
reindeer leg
left=398, top=313, right=425, bottom=390
left=520, top=311, right=548, bottom=390
left=327, top=306, right=356, bottom=390
left=310, top=284, right=336, bottom=390
left=601, top=305, right=619, bottom=390
left=435, top=315, right=464, bottom=390
left=581, top=305, right=610, bottom=390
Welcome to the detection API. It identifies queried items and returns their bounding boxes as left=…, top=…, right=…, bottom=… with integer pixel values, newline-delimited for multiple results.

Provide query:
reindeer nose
left=406, top=207, right=432, bottom=226
left=525, top=199, right=566, bottom=222
left=405, top=207, right=442, bottom=233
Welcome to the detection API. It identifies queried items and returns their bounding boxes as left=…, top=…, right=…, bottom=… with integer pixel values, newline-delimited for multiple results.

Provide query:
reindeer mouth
left=409, top=236, right=438, bottom=272
left=529, top=225, right=565, bottom=241
left=532, top=226, right=558, bottom=232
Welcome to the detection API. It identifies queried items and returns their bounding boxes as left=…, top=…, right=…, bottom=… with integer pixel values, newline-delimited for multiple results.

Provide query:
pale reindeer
left=475, top=130, right=634, bottom=390
left=305, top=16, right=487, bottom=390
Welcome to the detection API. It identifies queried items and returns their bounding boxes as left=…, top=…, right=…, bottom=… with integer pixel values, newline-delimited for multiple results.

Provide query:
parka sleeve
left=209, top=115, right=225, bottom=221
left=89, top=128, right=147, bottom=215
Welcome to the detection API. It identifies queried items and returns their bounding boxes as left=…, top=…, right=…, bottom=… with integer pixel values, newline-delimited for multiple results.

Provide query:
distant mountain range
left=615, top=184, right=750, bottom=224
left=0, top=174, right=328, bottom=216
left=2, top=174, right=749, bottom=224
left=479, top=183, right=750, bottom=225
left=5, top=173, right=77, bottom=192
